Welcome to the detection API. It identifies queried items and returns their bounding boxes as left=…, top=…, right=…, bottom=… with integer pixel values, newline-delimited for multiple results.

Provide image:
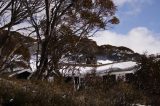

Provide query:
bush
left=132, top=54, right=160, bottom=105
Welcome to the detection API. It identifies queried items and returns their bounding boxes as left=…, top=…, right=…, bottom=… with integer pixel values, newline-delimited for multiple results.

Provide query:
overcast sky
left=91, top=0, right=160, bottom=54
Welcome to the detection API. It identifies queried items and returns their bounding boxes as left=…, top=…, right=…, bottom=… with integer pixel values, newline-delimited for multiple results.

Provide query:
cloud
left=91, top=27, right=160, bottom=54
left=113, top=0, right=152, bottom=7
left=113, top=0, right=130, bottom=6
left=113, top=0, right=152, bottom=16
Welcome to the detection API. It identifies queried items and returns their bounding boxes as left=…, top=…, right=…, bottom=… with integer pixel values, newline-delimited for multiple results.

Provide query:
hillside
left=66, top=36, right=140, bottom=64
left=0, top=30, right=36, bottom=72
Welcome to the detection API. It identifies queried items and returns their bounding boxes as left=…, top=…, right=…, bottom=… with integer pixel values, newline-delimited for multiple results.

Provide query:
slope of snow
left=61, top=61, right=137, bottom=76
left=108, top=61, right=137, bottom=69
left=93, top=61, right=137, bottom=74
left=97, top=60, right=113, bottom=64
left=28, top=54, right=137, bottom=77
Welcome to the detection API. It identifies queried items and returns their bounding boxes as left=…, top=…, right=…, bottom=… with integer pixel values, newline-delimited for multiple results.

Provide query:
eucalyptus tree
left=0, top=0, right=119, bottom=79
left=23, top=0, right=119, bottom=79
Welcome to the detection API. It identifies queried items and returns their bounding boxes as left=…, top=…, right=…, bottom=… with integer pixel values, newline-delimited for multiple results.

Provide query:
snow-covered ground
left=60, top=61, right=137, bottom=77
left=28, top=54, right=137, bottom=78
left=97, top=59, right=113, bottom=64
left=97, top=61, right=137, bottom=72
left=30, top=55, right=37, bottom=71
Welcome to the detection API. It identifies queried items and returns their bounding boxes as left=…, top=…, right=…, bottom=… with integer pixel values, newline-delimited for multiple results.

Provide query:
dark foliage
left=0, top=78, right=147, bottom=106
left=131, top=54, right=160, bottom=105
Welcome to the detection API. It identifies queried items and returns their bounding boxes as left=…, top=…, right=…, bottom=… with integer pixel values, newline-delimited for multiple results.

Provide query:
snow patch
left=97, top=60, right=113, bottom=64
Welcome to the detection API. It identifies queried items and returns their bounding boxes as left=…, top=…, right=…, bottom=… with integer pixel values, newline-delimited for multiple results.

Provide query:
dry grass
left=0, top=78, right=147, bottom=106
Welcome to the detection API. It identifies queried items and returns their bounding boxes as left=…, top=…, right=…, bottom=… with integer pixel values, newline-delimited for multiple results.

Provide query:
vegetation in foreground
left=0, top=78, right=147, bottom=106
